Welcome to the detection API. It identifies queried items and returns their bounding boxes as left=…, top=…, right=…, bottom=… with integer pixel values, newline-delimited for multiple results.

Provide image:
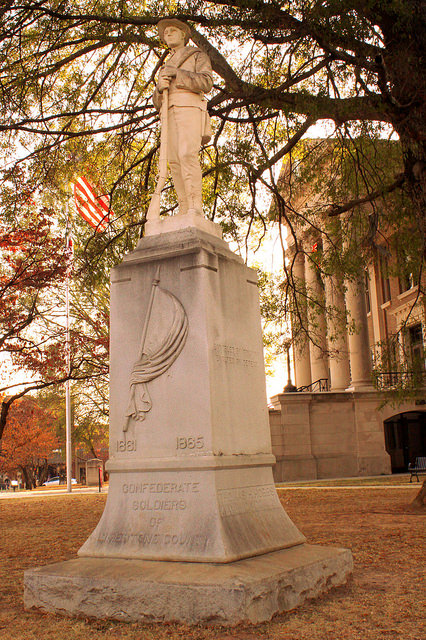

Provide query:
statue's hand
left=158, top=65, right=177, bottom=92
left=157, top=74, right=171, bottom=92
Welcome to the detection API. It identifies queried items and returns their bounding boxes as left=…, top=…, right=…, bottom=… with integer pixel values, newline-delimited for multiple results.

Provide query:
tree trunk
left=411, top=479, right=426, bottom=509
left=20, top=465, right=32, bottom=490
left=399, top=135, right=426, bottom=262
left=378, top=3, right=426, bottom=260
left=0, top=397, right=13, bottom=442
left=38, top=459, right=49, bottom=486
left=19, top=465, right=36, bottom=491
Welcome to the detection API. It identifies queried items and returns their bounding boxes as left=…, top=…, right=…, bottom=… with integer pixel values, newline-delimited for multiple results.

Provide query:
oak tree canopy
left=1, top=1, right=424, bottom=236
left=0, top=1, right=424, bottom=430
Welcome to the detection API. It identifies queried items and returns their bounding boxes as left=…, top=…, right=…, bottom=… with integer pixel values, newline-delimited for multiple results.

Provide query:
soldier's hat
left=157, top=18, right=191, bottom=45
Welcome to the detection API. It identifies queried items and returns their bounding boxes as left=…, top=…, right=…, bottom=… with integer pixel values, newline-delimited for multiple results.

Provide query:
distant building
left=45, top=446, right=109, bottom=485
left=269, top=140, right=425, bottom=480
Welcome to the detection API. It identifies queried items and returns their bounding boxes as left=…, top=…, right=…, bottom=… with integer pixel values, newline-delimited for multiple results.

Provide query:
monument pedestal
left=24, top=545, right=352, bottom=625
left=24, top=217, right=352, bottom=623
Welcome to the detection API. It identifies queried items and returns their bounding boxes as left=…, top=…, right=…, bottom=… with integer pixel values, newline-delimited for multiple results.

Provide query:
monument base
left=24, top=543, right=352, bottom=626
left=144, top=212, right=222, bottom=238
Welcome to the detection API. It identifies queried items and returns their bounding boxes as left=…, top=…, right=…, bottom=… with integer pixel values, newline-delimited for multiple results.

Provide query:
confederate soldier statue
left=147, top=18, right=213, bottom=220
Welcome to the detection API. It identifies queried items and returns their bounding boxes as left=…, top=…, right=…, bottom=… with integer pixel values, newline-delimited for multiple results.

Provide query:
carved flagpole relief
left=123, top=267, right=188, bottom=431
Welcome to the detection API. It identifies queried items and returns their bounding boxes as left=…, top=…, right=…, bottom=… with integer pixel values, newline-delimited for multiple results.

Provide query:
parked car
left=42, top=476, right=77, bottom=486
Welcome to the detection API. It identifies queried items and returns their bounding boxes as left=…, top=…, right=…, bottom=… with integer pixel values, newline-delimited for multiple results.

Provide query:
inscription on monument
left=122, top=481, right=200, bottom=494
left=217, top=485, right=278, bottom=517
left=176, top=436, right=204, bottom=450
left=213, top=343, right=258, bottom=367
left=131, top=498, right=187, bottom=511
left=96, top=479, right=209, bottom=551
left=116, top=439, right=137, bottom=452
left=97, top=531, right=209, bottom=550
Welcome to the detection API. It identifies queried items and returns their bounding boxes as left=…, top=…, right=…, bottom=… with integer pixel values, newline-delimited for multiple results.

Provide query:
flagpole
left=123, top=266, right=161, bottom=433
left=146, top=87, right=169, bottom=221
left=65, top=198, right=72, bottom=493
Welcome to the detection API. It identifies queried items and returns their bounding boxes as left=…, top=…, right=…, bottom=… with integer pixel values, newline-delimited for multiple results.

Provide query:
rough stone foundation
left=24, top=543, right=352, bottom=626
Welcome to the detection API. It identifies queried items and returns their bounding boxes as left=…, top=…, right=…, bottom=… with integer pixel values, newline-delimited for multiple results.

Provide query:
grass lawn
left=0, top=485, right=424, bottom=640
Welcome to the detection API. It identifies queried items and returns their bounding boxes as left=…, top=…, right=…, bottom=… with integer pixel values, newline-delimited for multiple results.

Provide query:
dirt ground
left=0, top=485, right=424, bottom=640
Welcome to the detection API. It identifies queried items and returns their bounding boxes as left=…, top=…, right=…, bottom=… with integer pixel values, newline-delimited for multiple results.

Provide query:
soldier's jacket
left=153, top=46, right=213, bottom=112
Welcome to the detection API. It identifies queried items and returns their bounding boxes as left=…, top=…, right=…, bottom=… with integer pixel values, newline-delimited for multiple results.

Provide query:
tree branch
left=326, top=172, right=406, bottom=216
left=253, top=115, right=316, bottom=179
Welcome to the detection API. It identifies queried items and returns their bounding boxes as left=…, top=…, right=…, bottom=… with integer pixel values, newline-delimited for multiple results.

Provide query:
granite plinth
left=24, top=543, right=353, bottom=625
left=78, top=222, right=306, bottom=563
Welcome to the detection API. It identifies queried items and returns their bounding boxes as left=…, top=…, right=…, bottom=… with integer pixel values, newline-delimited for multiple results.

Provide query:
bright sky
left=248, top=223, right=290, bottom=401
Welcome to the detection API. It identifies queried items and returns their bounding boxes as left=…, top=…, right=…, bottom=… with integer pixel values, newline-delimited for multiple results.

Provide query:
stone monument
left=24, top=19, right=352, bottom=625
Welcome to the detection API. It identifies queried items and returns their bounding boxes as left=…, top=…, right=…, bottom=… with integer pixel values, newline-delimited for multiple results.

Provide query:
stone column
left=291, top=250, right=311, bottom=388
left=366, top=263, right=383, bottom=346
left=345, top=276, right=373, bottom=390
left=322, top=237, right=350, bottom=391
left=305, top=254, right=329, bottom=383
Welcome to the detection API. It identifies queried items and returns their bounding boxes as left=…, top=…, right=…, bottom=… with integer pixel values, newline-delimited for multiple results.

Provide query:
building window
left=396, top=239, right=418, bottom=294
left=399, top=272, right=414, bottom=294
left=409, top=324, right=425, bottom=372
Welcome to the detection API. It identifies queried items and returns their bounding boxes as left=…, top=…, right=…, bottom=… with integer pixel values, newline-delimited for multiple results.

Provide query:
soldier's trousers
left=167, top=105, right=203, bottom=214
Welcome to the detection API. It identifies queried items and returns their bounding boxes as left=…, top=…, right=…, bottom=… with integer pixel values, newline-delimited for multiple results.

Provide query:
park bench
left=408, top=456, right=426, bottom=482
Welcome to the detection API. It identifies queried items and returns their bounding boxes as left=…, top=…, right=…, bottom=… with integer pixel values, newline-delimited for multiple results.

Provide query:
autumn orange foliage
left=0, top=192, right=109, bottom=447
left=0, top=396, right=57, bottom=488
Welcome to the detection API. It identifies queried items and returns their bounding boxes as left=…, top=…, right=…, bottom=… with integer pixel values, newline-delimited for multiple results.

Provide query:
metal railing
left=372, top=370, right=425, bottom=390
left=297, top=378, right=330, bottom=393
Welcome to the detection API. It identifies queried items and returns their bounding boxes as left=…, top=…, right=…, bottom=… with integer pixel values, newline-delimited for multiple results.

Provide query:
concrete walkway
left=277, top=485, right=417, bottom=490
left=0, top=485, right=108, bottom=499
left=276, top=473, right=419, bottom=490
left=1, top=475, right=420, bottom=499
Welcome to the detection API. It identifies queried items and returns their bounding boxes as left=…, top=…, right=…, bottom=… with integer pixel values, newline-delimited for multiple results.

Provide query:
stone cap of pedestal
left=144, top=213, right=222, bottom=239
left=120, top=224, right=244, bottom=269
left=106, top=453, right=276, bottom=473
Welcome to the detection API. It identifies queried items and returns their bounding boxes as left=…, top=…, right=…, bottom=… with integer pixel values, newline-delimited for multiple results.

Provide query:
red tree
left=0, top=396, right=58, bottom=489
left=0, top=185, right=68, bottom=446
